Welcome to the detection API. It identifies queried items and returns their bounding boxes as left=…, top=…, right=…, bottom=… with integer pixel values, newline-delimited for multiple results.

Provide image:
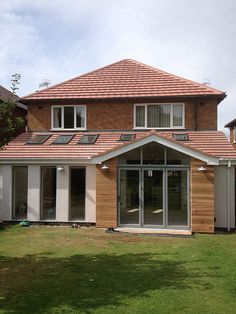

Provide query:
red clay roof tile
left=22, top=59, right=225, bottom=101
left=0, top=130, right=235, bottom=160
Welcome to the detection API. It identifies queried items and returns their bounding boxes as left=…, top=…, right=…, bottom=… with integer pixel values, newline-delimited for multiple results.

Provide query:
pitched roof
left=22, top=59, right=226, bottom=101
left=225, top=118, right=236, bottom=128
left=0, top=130, right=235, bottom=161
left=0, top=85, right=27, bottom=110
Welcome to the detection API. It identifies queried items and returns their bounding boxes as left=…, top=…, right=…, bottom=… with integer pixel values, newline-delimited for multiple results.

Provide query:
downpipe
left=227, top=160, right=231, bottom=231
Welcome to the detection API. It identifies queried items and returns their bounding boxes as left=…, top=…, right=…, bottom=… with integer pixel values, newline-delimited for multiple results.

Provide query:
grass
left=0, top=226, right=236, bottom=314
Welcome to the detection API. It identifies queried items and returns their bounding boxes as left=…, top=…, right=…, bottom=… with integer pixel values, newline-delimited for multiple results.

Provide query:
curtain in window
left=136, top=106, right=145, bottom=127
left=53, top=107, right=62, bottom=128
left=148, top=104, right=171, bottom=127
left=173, top=104, right=183, bottom=127
left=76, top=107, right=85, bottom=128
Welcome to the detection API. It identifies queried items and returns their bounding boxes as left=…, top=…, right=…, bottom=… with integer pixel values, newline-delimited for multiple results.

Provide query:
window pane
left=166, top=147, right=190, bottom=165
left=53, top=107, right=62, bottom=128
left=148, top=104, right=171, bottom=127
left=13, top=167, right=28, bottom=219
left=70, top=168, right=85, bottom=220
left=64, top=107, right=74, bottom=128
left=41, top=167, right=56, bottom=219
left=79, top=135, right=98, bottom=144
left=118, top=148, right=141, bottom=164
left=143, top=142, right=165, bottom=165
left=76, top=107, right=85, bottom=128
left=53, top=135, right=73, bottom=144
left=135, top=106, right=145, bottom=127
left=173, top=104, right=183, bottom=127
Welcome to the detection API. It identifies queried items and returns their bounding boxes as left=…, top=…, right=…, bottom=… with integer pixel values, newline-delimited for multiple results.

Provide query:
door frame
left=118, top=166, right=190, bottom=229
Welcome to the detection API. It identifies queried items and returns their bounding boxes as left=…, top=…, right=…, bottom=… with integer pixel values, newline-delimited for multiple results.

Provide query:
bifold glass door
left=118, top=168, right=189, bottom=228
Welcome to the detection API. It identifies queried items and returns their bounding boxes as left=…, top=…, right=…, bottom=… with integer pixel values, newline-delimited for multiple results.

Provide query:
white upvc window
left=51, top=105, right=86, bottom=130
left=134, top=103, right=185, bottom=129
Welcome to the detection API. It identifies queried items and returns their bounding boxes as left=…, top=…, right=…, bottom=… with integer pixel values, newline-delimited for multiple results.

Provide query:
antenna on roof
left=38, top=79, right=51, bottom=90
left=202, top=78, right=211, bottom=86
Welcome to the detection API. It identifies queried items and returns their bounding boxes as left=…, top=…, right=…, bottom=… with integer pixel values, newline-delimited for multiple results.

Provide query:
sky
left=0, top=0, right=235, bottom=131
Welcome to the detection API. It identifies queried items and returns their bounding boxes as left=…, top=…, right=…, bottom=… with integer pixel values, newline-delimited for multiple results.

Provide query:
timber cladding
left=191, top=158, right=215, bottom=233
left=96, top=158, right=118, bottom=228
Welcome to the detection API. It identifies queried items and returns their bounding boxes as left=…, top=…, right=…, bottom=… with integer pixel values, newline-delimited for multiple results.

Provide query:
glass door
left=119, top=169, right=140, bottom=226
left=143, top=169, right=164, bottom=226
left=167, top=170, right=188, bottom=227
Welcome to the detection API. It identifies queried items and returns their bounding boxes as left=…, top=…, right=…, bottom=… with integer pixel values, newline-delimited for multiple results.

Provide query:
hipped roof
left=22, top=59, right=226, bottom=101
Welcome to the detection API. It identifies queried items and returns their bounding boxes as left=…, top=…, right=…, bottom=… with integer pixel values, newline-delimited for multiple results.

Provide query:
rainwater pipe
left=227, top=160, right=231, bottom=231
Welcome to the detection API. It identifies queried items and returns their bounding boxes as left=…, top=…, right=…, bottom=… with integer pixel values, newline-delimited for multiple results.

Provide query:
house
left=225, top=119, right=236, bottom=146
left=0, top=85, right=27, bottom=136
left=0, top=59, right=235, bottom=233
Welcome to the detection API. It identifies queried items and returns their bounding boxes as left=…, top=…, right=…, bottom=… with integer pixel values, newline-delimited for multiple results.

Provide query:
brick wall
left=27, top=99, right=218, bottom=131
left=229, top=128, right=235, bottom=146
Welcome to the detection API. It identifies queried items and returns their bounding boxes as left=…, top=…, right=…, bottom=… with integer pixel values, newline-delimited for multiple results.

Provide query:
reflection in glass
left=118, top=148, right=141, bottom=165
left=120, top=170, right=140, bottom=225
left=70, top=168, right=85, bottom=220
left=143, top=142, right=165, bottom=165
left=144, top=170, right=163, bottom=225
left=12, top=167, right=28, bottom=219
left=167, top=170, right=188, bottom=226
left=166, top=148, right=190, bottom=165
left=64, top=107, right=74, bottom=128
left=41, top=167, right=56, bottom=219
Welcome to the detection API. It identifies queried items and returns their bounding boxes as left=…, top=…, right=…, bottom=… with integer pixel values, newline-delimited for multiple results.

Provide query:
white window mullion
left=74, top=106, right=76, bottom=129
left=170, top=104, right=173, bottom=128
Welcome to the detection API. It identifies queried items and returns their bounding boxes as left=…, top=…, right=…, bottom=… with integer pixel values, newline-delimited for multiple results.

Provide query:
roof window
left=78, top=134, right=99, bottom=144
left=120, top=134, right=136, bottom=141
left=52, top=135, right=74, bottom=144
left=173, top=133, right=189, bottom=141
left=27, top=135, right=50, bottom=144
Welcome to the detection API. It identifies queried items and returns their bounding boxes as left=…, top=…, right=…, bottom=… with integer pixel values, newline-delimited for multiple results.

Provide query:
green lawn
left=0, top=227, right=235, bottom=314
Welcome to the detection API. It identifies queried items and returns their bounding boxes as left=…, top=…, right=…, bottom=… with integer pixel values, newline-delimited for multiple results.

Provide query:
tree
left=0, top=74, right=25, bottom=148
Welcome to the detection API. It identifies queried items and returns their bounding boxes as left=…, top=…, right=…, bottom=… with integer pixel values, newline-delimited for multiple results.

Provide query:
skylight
left=27, top=135, right=50, bottom=144
left=52, top=135, right=74, bottom=144
left=173, top=133, right=189, bottom=141
left=79, top=134, right=99, bottom=144
left=120, top=134, right=135, bottom=141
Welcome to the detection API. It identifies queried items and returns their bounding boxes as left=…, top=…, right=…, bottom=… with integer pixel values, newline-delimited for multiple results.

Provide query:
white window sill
left=50, top=128, right=87, bottom=131
left=133, top=127, right=186, bottom=130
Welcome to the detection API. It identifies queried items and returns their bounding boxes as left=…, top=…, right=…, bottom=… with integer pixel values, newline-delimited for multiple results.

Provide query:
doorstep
left=116, top=227, right=192, bottom=236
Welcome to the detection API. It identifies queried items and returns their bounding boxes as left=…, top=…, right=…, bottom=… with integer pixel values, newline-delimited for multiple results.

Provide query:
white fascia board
left=0, top=158, right=91, bottom=165
left=219, top=159, right=236, bottom=166
left=16, top=103, right=28, bottom=110
left=91, top=134, right=219, bottom=165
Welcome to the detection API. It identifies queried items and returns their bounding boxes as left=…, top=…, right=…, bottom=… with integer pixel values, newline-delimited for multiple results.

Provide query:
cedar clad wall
left=96, top=158, right=117, bottom=228
left=191, top=158, right=215, bottom=233
left=27, top=99, right=218, bottom=131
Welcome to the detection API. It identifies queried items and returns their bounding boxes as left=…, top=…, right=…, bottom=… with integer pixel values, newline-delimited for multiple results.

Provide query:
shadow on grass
left=0, top=252, right=214, bottom=313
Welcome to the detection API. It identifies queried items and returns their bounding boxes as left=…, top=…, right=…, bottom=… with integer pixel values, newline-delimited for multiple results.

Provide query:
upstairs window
left=134, top=103, right=184, bottom=129
left=52, top=106, right=86, bottom=130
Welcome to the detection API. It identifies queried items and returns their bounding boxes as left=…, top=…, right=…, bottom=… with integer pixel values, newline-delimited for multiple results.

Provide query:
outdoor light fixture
left=198, top=166, right=207, bottom=171
left=101, top=164, right=109, bottom=170
left=57, top=165, right=64, bottom=171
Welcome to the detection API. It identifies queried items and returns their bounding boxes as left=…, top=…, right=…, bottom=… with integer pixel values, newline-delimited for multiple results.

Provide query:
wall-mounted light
left=57, top=165, right=64, bottom=171
left=101, top=164, right=109, bottom=170
left=198, top=166, right=207, bottom=171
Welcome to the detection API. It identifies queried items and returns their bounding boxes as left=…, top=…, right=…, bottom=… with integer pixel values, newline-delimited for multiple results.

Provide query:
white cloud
left=0, top=0, right=235, bottom=129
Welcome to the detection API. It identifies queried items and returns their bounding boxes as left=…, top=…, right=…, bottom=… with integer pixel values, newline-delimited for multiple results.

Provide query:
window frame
left=133, top=103, right=185, bottom=129
left=51, top=105, right=87, bottom=130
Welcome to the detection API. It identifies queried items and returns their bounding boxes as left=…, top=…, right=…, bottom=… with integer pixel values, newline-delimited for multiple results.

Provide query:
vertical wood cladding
left=27, top=99, right=218, bottom=131
left=96, top=158, right=117, bottom=228
left=191, top=158, right=215, bottom=233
